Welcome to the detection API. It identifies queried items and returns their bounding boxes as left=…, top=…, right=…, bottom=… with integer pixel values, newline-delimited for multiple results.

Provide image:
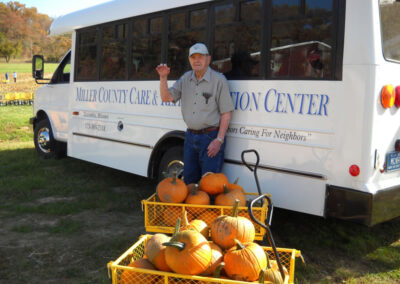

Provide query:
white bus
left=31, top=0, right=400, bottom=226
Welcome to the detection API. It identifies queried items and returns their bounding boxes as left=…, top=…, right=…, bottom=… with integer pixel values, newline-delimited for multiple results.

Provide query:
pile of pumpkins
left=156, top=171, right=247, bottom=207
left=121, top=200, right=288, bottom=284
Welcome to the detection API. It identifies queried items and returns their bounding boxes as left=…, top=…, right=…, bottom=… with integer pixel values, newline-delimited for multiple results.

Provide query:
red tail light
left=395, top=86, right=400, bottom=108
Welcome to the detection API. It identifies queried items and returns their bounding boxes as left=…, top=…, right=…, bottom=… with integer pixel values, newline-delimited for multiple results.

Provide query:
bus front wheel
left=34, top=118, right=65, bottom=159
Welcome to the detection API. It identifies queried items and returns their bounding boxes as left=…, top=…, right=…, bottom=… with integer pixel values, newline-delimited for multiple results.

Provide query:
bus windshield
left=380, top=0, right=400, bottom=62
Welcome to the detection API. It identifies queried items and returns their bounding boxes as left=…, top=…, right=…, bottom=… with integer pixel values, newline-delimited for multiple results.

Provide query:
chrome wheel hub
left=37, top=127, right=51, bottom=153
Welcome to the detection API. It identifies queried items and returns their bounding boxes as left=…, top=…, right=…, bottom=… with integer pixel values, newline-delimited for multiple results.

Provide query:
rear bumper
left=325, top=184, right=400, bottom=226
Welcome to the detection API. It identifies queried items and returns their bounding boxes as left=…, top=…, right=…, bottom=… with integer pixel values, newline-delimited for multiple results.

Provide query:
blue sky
left=1, top=0, right=112, bottom=17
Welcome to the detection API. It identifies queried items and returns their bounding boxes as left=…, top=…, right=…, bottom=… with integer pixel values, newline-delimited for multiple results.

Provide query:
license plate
left=386, top=151, right=400, bottom=172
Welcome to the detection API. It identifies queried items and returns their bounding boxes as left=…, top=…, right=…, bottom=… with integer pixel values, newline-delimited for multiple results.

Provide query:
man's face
left=189, top=53, right=210, bottom=73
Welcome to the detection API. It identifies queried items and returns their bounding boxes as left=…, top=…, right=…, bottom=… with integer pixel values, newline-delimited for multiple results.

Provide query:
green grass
left=0, top=105, right=400, bottom=283
left=0, top=62, right=58, bottom=74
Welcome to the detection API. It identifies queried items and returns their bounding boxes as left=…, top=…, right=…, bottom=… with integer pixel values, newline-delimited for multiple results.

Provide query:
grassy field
left=0, top=62, right=58, bottom=74
left=0, top=64, right=400, bottom=283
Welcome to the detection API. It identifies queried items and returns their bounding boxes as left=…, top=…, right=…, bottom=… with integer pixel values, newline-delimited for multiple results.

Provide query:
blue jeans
left=183, top=129, right=226, bottom=184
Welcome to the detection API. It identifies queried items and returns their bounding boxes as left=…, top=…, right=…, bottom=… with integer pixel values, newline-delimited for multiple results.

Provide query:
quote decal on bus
left=230, top=88, right=329, bottom=116
left=227, top=124, right=333, bottom=149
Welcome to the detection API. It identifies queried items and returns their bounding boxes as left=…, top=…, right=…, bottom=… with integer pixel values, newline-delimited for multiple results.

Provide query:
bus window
left=380, top=0, right=400, bottom=62
left=101, top=23, right=127, bottom=80
left=168, top=10, right=207, bottom=79
left=270, top=0, right=333, bottom=79
left=212, top=0, right=261, bottom=79
left=76, top=29, right=98, bottom=81
left=130, top=17, right=162, bottom=80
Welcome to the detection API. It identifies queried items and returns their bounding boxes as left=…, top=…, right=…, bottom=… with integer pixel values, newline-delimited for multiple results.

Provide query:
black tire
left=33, top=118, right=65, bottom=159
left=157, top=146, right=184, bottom=182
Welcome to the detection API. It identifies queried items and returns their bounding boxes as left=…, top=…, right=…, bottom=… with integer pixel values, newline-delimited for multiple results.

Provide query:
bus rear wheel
left=157, top=146, right=184, bottom=182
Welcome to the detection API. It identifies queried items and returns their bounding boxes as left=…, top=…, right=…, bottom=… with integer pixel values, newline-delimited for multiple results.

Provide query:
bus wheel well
left=148, top=136, right=184, bottom=179
left=32, top=110, right=48, bottom=129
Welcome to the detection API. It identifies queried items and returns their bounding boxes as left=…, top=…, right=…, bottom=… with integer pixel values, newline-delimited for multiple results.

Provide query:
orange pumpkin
left=224, top=239, right=267, bottom=282
left=120, top=258, right=161, bottom=284
left=144, top=234, right=171, bottom=272
left=180, top=210, right=210, bottom=238
left=185, top=184, right=210, bottom=205
left=157, top=171, right=188, bottom=203
left=259, top=256, right=284, bottom=284
left=201, top=242, right=224, bottom=276
left=215, top=184, right=246, bottom=207
left=211, top=200, right=255, bottom=250
left=199, top=172, right=228, bottom=195
left=163, top=218, right=212, bottom=275
left=228, top=177, right=245, bottom=193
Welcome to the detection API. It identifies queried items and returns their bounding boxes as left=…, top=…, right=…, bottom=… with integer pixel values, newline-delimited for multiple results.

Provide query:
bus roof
left=50, top=0, right=211, bottom=35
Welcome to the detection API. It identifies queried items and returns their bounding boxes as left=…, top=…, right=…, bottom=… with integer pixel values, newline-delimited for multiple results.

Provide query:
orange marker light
left=381, top=85, right=395, bottom=109
left=395, top=86, right=400, bottom=108
left=349, top=165, right=360, bottom=177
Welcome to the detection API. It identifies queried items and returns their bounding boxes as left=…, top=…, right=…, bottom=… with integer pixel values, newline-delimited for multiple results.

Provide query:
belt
left=188, top=127, right=219, bottom=134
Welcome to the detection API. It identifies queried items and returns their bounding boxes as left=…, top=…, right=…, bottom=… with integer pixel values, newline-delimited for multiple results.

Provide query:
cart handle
left=241, top=149, right=262, bottom=196
left=249, top=194, right=285, bottom=280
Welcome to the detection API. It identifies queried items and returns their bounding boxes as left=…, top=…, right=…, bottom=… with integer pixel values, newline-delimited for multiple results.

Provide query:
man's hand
left=156, top=64, right=171, bottom=78
left=207, top=139, right=222, bottom=157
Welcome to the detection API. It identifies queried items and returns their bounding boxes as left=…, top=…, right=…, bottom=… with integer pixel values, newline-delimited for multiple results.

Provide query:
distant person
left=13, top=71, right=17, bottom=83
left=5, top=72, right=9, bottom=83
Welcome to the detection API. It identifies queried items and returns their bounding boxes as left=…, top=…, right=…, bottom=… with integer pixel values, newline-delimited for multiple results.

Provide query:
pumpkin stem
left=234, top=238, right=245, bottom=250
left=213, top=262, right=225, bottom=278
left=231, top=199, right=240, bottom=217
left=258, top=269, right=266, bottom=283
left=173, top=217, right=181, bottom=236
left=171, top=171, right=177, bottom=185
left=192, top=184, right=199, bottom=195
left=233, top=177, right=239, bottom=185
left=223, top=184, right=229, bottom=194
left=162, top=241, right=186, bottom=251
left=181, top=211, right=190, bottom=228
left=266, top=254, right=272, bottom=269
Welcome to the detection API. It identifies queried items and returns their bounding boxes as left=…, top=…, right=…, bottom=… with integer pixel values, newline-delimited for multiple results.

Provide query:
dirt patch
left=0, top=191, right=147, bottom=284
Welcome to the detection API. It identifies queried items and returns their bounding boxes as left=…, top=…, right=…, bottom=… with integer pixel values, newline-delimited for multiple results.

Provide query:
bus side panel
left=224, top=162, right=327, bottom=216
left=68, top=133, right=151, bottom=176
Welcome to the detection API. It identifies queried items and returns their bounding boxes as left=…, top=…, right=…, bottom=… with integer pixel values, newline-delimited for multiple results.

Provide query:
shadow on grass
left=0, top=147, right=158, bottom=215
left=270, top=208, right=400, bottom=283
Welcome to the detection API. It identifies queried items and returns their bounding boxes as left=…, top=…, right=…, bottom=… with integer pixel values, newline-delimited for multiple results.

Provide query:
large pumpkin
left=157, top=171, right=188, bottom=203
left=215, top=184, right=246, bottom=207
left=163, top=218, right=212, bottom=275
left=120, top=258, right=161, bottom=284
left=211, top=200, right=255, bottom=250
left=144, top=233, right=171, bottom=272
left=224, top=239, right=267, bottom=282
left=199, top=172, right=228, bottom=195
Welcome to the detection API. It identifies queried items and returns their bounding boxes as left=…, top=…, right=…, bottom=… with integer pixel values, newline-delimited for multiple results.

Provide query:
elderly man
left=156, top=43, right=234, bottom=184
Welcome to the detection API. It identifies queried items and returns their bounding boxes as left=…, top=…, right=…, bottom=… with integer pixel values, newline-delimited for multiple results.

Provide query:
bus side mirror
left=32, top=55, right=44, bottom=79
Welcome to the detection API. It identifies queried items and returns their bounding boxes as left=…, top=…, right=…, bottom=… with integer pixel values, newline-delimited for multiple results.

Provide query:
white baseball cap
left=189, top=43, right=209, bottom=56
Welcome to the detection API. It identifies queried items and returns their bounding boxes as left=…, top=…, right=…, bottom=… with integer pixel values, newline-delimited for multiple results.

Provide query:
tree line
left=0, top=1, right=71, bottom=63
